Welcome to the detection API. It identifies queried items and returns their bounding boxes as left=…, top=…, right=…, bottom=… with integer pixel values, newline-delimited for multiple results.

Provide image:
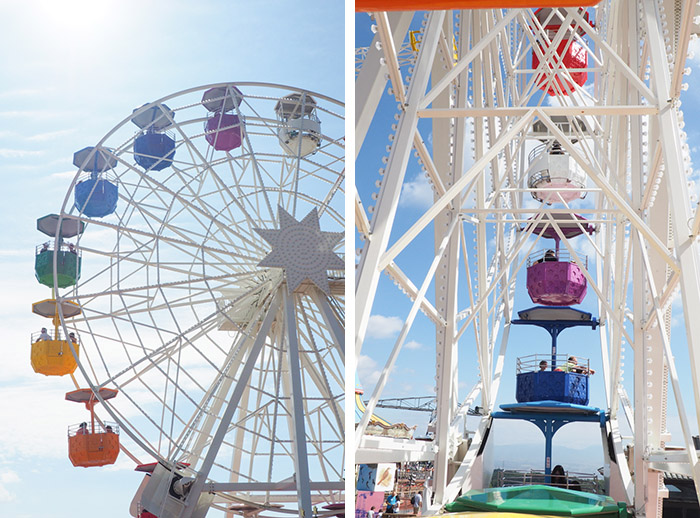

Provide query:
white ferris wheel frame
left=356, top=3, right=700, bottom=517
left=51, top=82, right=345, bottom=518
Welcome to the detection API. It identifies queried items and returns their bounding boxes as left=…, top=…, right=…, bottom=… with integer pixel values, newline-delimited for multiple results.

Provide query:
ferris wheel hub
left=256, top=206, right=343, bottom=295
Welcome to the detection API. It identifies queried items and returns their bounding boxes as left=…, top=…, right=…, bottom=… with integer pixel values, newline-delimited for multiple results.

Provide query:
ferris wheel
left=356, top=2, right=700, bottom=517
left=44, top=82, right=344, bottom=518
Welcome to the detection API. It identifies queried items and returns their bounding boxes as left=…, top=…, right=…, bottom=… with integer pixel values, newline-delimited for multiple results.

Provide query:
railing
left=517, top=353, right=591, bottom=375
left=35, top=241, right=81, bottom=256
left=493, top=468, right=604, bottom=494
left=276, top=109, right=322, bottom=125
left=31, top=330, right=80, bottom=344
left=527, top=168, right=587, bottom=190
left=526, top=141, right=587, bottom=198
left=528, top=142, right=550, bottom=164
left=77, top=170, right=117, bottom=183
left=527, top=249, right=587, bottom=268
left=528, top=141, right=568, bottom=165
left=136, top=128, right=176, bottom=141
left=68, top=421, right=120, bottom=437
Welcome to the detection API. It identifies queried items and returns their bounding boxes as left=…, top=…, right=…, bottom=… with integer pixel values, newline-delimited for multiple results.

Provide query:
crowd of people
left=367, top=491, right=423, bottom=517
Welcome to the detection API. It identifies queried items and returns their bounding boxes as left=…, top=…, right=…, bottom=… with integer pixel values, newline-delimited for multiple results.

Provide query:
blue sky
left=0, top=1, right=343, bottom=516
left=355, top=10, right=700, bottom=476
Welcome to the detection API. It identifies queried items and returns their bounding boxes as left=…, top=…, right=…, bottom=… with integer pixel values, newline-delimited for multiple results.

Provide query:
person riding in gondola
left=563, top=356, right=595, bottom=375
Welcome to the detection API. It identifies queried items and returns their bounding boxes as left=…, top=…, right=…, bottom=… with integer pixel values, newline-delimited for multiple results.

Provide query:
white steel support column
left=356, top=11, right=445, bottom=360
left=180, top=291, right=282, bottom=518
left=627, top=2, right=652, bottom=514
left=229, top=382, right=252, bottom=485
left=644, top=0, right=700, bottom=492
left=432, top=10, right=461, bottom=505
left=473, top=11, right=492, bottom=412
left=284, top=290, right=313, bottom=518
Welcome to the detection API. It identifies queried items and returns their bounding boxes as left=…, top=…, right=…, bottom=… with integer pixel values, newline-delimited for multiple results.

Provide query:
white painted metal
left=356, top=4, right=700, bottom=516
left=283, top=290, right=313, bottom=518
left=355, top=11, right=446, bottom=361
left=54, top=83, right=344, bottom=518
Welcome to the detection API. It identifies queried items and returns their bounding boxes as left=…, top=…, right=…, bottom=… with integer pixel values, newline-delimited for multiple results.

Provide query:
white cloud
left=0, top=486, right=13, bottom=503
left=399, top=173, right=434, bottom=209
left=357, top=355, right=381, bottom=385
left=103, top=457, right=139, bottom=472
left=0, top=380, right=88, bottom=461
left=405, top=340, right=422, bottom=350
left=27, top=129, right=75, bottom=142
left=358, top=355, right=377, bottom=371
left=0, top=470, right=20, bottom=502
left=0, top=109, right=71, bottom=120
left=0, top=88, right=54, bottom=99
left=0, top=149, right=43, bottom=158
left=0, top=249, right=28, bottom=257
left=366, top=314, right=403, bottom=339
left=50, top=170, right=77, bottom=180
left=0, top=471, right=19, bottom=484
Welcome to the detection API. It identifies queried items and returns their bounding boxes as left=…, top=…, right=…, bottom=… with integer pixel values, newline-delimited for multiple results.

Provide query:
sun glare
left=32, top=0, right=121, bottom=53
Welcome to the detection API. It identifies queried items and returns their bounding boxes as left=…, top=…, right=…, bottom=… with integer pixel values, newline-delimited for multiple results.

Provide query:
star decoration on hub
left=255, top=206, right=343, bottom=295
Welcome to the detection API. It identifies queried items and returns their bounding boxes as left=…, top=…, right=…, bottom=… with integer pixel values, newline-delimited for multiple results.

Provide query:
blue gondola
left=516, top=369, right=589, bottom=405
left=72, top=147, right=118, bottom=217
left=134, top=132, right=176, bottom=171
left=131, top=103, right=176, bottom=171
left=74, top=175, right=118, bottom=217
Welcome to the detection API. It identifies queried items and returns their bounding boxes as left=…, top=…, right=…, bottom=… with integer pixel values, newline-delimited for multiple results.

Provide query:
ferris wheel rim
left=49, top=81, right=344, bottom=510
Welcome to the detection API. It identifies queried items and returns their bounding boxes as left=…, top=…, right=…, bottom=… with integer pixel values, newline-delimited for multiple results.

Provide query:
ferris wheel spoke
left=94, top=287, right=275, bottom=392
left=306, top=290, right=345, bottom=359
left=77, top=216, right=260, bottom=267
left=68, top=270, right=261, bottom=306
left=175, top=288, right=281, bottom=518
left=187, top=396, right=292, bottom=471
left=315, top=169, right=344, bottom=219
left=235, top=94, right=304, bottom=219
left=203, top=155, right=276, bottom=234
left=96, top=318, right=220, bottom=397
left=169, top=287, right=286, bottom=460
left=118, top=166, right=265, bottom=255
left=161, top=121, right=266, bottom=241
left=235, top=120, right=277, bottom=227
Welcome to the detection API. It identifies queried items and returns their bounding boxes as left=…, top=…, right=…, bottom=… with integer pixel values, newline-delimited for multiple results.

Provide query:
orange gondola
left=66, top=388, right=120, bottom=467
